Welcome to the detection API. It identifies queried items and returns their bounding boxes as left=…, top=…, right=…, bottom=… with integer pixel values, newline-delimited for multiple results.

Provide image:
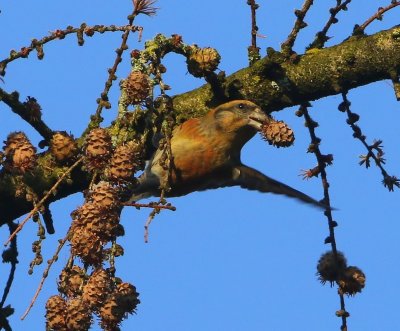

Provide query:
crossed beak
left=248, top=107, right=270, bottom=131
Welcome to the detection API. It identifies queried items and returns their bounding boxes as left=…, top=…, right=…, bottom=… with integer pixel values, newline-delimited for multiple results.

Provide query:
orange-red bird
left=130, top=100, right=324, bottom=208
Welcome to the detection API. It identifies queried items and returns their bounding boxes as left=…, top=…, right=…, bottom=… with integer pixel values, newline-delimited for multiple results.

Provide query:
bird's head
left=204, top=100, right=270, bottom=154
left=212, top=100, right=270, bottom=134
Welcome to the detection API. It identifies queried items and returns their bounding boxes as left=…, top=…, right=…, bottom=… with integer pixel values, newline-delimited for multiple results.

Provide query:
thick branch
left=0, top=155, right=89, bottom=225
left=2, top=26, right=400, bottom=225
left=173, top=26, right=400, bottom=120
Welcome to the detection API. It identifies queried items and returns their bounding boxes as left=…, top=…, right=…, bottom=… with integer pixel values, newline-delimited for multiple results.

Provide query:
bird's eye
left=238, top=103, right=244, bottom=109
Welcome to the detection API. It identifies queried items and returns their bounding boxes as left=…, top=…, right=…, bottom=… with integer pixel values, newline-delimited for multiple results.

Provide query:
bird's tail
left=234, top=165, right=330, bottom=210
left=126, top=191, right=153, bottom=203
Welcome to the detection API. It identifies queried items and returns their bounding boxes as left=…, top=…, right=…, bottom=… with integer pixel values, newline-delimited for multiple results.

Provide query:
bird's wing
left=233, top=165, right=327, bottom=209
left=127, top=169, right=161, bottom=202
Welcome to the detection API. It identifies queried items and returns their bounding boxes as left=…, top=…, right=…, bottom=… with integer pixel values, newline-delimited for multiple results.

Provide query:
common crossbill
left=130, top=100, right=325, bottom=208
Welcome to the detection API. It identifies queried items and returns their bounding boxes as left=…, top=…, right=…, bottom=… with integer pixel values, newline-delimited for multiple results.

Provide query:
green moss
left=173, top=83, right=213, bottom=122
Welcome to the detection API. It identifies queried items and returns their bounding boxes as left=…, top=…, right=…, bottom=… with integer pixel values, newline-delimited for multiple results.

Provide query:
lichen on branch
left=172, top=25, right=400, bottom=119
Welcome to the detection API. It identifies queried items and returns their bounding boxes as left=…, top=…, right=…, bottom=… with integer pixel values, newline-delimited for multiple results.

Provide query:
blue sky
left=1, top=1, right=400, bottom=330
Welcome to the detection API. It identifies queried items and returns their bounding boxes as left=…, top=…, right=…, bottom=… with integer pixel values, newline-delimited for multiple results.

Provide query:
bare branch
left=1, top=224, right=18, bottom=307
left=308, top=0, right=352, bottom=49
left=355, top=1, right=400, bottom=34
left=88, top=9, right=144, bottom=131
left=247, top=0, right=261, bottom=65
left=281, top=0, right=314, bottom=55
left=0, top=89, right=53, bottom=141
left=124, top=201, right=176, bottom=211
left=20, top=233, right=69, bottom=320
left=339, top=92, right=399, bottom=191
left=0, top=24, right=142, bottom=77
left=299, top=104, right=348, bottom=329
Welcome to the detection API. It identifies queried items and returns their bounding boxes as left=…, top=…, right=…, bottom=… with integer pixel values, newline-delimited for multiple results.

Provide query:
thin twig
left=164, top=125, right=176, bottom=190
left=357, top=1, right=400, bottom=33
left=89, top=0, right=157, bottom=128
left=125, top=202, right=176, bottom=211
left=281, top=0, right=314, bottom=55
left=143, top=209, right=159, bottom=243
left=247, top=0, right=261, bottom=65
left=0, top=224, right=18, bottom=308
left=248, top=0, right=258, bottom=49
left=4, top=157, right=83, bottom=247
left=300, top=104, right=348, bottom=330
left=28, top=207, right=45, bottom=275
left=340, top=92, right=399, bottom=191
left=91, top=21, right=143, bottom=125
left=143, top=190, right=172, bottom=243
left=20, top=234, right=70, bottom=320
left=0, top=24, right=142, bottom=76
left=142, top=128, right=175, bottom=244
left=41, top=203, right=55, bottom=235
left=308, top=0, right=352, bottom=49
left=0, top=89, right=53, bottom=141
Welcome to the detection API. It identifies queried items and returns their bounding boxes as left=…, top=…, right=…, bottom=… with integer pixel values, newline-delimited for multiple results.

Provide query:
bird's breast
left=149, top=117, right=237, bottom=189
left=170, top=132, right=228, bottom=182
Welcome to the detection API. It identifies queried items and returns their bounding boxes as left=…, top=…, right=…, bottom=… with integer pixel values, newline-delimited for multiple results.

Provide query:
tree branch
left=2, top=26, right=400, bottom=225
left=0, top=158, right=89, bottom=225
left=172, top=26, right=400, bottom=120
left=0, top=24, right=142, bottom=77
left=0, top=89, right=53, bottom=141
